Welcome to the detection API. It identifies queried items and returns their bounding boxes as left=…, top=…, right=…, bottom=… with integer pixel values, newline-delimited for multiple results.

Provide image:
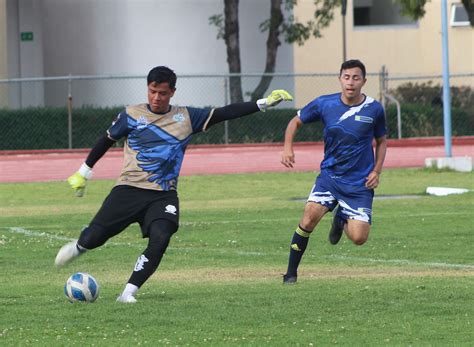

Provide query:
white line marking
left=4, top=227, right=74, bottom=241
left=3, top=227, right=473, bottom=270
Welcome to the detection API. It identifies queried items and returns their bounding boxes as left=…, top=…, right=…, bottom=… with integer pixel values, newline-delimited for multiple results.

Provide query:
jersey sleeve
left=298, top=98, right=322, bottom=124
left=374, top=105, right=387, bottom=138
left=107, top=110, right=133, bottom=141
left=187, top=107, right=212, bottom=133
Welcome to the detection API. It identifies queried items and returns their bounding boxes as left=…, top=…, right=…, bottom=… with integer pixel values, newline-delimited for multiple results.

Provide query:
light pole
left=441, top=0, right=452, bottom=157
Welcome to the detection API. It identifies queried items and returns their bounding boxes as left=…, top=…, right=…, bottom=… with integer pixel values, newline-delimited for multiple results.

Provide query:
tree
left=398, top=0, right=474, bottom=25
left=210, top=0, right=339, bottom=103
left=210, top=0, right=473, bottom=103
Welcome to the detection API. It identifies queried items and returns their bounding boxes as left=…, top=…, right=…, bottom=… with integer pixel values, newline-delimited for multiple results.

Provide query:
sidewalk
left=0, top=137, right=472, bottom=183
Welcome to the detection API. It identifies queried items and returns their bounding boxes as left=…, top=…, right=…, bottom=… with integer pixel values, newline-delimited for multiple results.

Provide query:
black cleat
left=283, top=273, right=297, bottom=284
left=329, top=214, right=345, bottom=245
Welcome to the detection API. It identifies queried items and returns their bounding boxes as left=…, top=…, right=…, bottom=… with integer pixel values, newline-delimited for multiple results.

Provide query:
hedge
left=1, top=104, right=472, bottom=150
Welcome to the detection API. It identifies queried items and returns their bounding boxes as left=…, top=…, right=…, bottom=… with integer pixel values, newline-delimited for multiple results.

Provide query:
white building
left=0, top=0, right=294, bottom=107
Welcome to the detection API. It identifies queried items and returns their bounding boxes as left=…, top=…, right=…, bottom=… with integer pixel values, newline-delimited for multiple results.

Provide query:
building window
left=353, top=0, right=417, bottom=27
left=450, top=3, right=470, bottom=27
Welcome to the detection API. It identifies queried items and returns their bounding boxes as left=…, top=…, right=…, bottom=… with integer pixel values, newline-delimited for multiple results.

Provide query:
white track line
left=3, top=227, right=473, bottom=270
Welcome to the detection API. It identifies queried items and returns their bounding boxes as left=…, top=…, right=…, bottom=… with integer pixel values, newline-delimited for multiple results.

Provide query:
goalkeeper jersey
left=298, top=93, right=386, bottom=186
left=107, top=103, right=212, bottom=191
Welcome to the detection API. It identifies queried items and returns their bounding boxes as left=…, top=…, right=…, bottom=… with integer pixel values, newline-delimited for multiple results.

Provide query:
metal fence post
left=384, top=93, right=402, bottom=139
left=379, top=65, right=386, bottom=107
left=67, top=75, right=73, bottom=149
left=223, top=76, right=229, bottom=145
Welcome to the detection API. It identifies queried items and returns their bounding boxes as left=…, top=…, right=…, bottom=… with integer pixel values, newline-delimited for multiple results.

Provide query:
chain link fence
left=1, top=71, right=473, bottom=150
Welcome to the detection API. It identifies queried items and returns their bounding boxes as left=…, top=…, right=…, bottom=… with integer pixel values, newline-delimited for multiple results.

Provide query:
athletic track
left=0, top=137, right=472, bottom=183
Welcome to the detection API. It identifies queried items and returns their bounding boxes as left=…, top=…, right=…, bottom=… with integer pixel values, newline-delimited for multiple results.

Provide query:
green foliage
left=385, top=103, right=473, bottom=138
left=0, top=106, right=121, bottom=150
left=1, top=82, right=473, bottom=150
left=280, top=0, right=339, bottom=45
left=392, top=81, right=474, bottom=112
left=208, top=14, right=224, bottom=39
left=395, top=0, right=429, bottom=20
left=386, top=82, right=474, bottom=138
left=0, top=169, right=473, bottom=344
left=192, top=108, right=323, bottom=144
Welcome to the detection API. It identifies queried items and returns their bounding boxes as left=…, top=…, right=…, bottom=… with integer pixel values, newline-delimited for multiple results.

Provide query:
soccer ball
left=64, top=272, right=100, bottom=303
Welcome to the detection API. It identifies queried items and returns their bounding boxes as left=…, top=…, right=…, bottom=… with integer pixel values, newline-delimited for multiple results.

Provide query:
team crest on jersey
left=137, top=115, right=149, bottom=130
left=165, top=204, right=177, bottom=215
left=355, top=115, right=373, bottom=123
left=173, top=113, right=185, bottom=122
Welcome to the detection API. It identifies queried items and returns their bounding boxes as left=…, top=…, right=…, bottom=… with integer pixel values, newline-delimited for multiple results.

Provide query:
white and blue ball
left=64, top=272, right=100, bottom=303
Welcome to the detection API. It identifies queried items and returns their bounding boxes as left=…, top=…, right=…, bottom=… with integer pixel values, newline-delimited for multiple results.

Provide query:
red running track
left=0, top=137, right=472, bottom=183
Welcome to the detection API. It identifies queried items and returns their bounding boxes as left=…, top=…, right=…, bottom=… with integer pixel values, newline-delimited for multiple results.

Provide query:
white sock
left=121, top=283, right=138, bottom=297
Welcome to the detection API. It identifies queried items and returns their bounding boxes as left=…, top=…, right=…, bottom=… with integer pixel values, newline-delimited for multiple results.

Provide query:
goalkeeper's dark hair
left=340, top=59, right=366, bottom=79
left=147, top=66, right=177, bottom=89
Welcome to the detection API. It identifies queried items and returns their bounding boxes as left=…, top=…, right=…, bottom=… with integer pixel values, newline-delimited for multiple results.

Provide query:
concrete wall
left=293, top=0, right=474, bottom=106
left=3, top=0, right=45, bottom=107
left=0, top=0, right=6, bottom=79
left=0, top=0, right=9, bottom=106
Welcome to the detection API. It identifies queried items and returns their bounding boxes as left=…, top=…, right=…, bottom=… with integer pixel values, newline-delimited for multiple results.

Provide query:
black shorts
left=90, top=185, right=179, bottom=237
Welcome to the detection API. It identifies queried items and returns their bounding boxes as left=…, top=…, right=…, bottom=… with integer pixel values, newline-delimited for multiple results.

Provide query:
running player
left=54, top=66, right=293, bottom=302
left=280, top=59, right=387, bottom=284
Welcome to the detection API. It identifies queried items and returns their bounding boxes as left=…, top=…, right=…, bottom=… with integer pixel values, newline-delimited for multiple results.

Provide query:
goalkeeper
left=55, top=65, right=292, bottom=303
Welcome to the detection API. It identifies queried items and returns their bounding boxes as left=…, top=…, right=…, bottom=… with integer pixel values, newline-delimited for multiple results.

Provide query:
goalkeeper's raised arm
left=204, top=89, right=293, bottom=128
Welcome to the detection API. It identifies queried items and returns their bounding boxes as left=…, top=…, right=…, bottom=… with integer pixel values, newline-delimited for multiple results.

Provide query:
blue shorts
left=307, top=173, right=374, bottom=224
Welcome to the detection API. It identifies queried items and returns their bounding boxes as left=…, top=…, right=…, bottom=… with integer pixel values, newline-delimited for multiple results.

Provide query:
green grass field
left=1, top=168, right=473, bottom=345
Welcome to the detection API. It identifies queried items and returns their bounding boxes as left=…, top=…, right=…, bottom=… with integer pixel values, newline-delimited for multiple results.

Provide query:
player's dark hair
left=340, top=59, right=366, bottom=79
left=147, top=66, right=177, bottom=89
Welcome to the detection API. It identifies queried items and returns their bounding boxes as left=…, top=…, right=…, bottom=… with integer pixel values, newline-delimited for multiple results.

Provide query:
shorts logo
left=173, top=113, right=185, bottom=122
left=355, top=115, right=373, bottom=123
left=358, top=207, right=372, bottom=215
left=137, top=115, right=149, bottom=130
left=165, top=204, right=177, bottom=215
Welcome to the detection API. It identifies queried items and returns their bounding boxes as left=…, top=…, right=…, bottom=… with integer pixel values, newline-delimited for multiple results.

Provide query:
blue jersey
left=299, top=93, right=386, bottom=186
left=107, top=103, right=212, bottom=191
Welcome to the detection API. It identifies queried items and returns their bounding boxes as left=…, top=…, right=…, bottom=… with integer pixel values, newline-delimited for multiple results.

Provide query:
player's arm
left=365, top=135, right=387, bottom=189
left=68, top=135, right=116, bottom=197
left=281, top=115, right=303, bottom=168
left=205, top=89, right=293, bottom=128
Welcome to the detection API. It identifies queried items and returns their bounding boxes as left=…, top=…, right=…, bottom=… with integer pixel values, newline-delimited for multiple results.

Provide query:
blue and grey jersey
left=107, top=103, right=212, bottom=191
left=298, top=93, right=386, bottom=186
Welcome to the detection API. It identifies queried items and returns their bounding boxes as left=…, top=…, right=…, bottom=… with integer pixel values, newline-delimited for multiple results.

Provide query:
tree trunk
left=224, top=0, right=243, bottom=103
left=250, top=0, right=283, bottom=102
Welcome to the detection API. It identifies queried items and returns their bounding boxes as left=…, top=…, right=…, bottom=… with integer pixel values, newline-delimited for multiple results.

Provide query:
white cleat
left=54, top=240, right=81, bottom=267
left=116, top=295, right=137, bottom=303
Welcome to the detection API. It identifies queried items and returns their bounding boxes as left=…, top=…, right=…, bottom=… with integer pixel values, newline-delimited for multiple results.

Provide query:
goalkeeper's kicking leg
left=54, top=223, right=123, bottom=267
